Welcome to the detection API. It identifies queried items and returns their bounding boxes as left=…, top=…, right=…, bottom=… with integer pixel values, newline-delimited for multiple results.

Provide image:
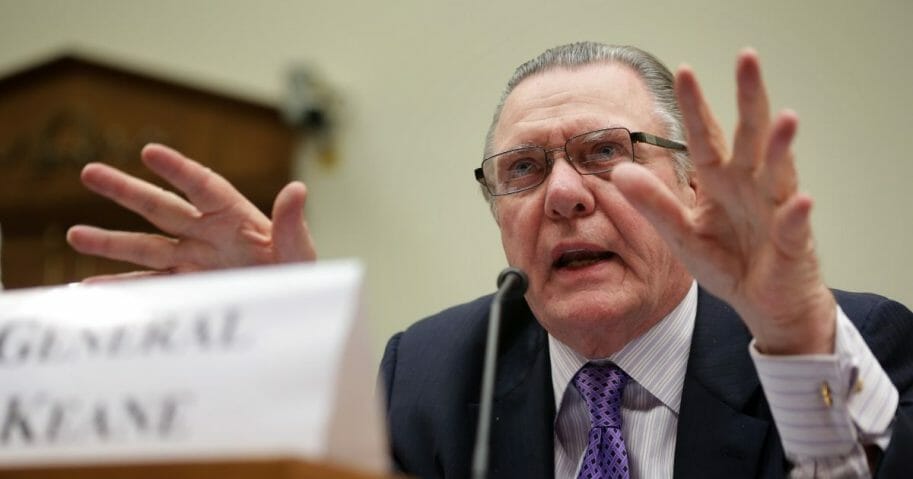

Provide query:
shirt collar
left=548, top=281, right=698, bottom=414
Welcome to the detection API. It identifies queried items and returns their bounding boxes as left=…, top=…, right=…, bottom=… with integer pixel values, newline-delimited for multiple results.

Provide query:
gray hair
left=481, top=42, right=692, bottom=204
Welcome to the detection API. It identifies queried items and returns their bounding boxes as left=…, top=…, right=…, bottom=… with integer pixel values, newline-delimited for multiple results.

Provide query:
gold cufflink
left=820, top=381, right=832, bottom=408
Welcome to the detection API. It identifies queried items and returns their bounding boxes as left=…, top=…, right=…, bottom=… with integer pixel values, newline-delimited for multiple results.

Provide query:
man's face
left=491, top=63, right=696, bottom=356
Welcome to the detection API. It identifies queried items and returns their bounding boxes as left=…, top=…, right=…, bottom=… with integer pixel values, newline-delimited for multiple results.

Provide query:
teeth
left=555, top=250, right=614, bottom=268
left=565, top=257, right=603, bottom=268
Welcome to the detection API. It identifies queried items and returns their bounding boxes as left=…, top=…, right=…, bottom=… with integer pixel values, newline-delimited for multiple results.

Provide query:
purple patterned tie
left=573, top=362, right=630, bottom=479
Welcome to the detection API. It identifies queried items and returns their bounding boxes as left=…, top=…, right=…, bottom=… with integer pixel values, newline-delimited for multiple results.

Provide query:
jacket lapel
left=673, top=289, right=786, bottom=478
left=468, top=290, right=787, bottom=478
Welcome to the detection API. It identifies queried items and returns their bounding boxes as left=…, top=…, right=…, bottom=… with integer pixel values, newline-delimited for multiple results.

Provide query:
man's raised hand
left=67, top=143, right=316, bottom=281
left=612, top=50, right=836, bottom=355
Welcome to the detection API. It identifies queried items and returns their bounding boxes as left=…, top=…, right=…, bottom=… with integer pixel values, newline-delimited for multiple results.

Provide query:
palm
left=168, top=200, right=275, bottom=271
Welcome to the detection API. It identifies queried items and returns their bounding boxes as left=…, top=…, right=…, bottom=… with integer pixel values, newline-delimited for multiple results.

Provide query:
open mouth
left=552, top=249, right=616, bottom=270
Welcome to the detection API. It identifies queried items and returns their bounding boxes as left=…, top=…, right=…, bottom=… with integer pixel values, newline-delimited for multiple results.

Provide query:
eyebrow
left=498, top=123, right=628, bottom=151
left=506, top=142, right=541, bottom=150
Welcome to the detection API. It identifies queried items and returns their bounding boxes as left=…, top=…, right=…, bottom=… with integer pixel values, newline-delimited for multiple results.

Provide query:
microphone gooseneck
left=471, top=267, right=529, bottom=479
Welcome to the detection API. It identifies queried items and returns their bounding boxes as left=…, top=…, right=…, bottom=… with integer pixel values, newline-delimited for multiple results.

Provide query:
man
left=67, top=43, right=912, bottom=477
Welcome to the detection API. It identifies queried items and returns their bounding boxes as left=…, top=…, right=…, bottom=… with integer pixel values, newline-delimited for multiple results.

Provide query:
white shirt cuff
left=749, top=305, right=898, bottom=459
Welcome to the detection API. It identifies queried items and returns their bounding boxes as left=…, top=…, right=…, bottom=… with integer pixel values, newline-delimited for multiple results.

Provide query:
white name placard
left=0, top=260, right=387, bottom=473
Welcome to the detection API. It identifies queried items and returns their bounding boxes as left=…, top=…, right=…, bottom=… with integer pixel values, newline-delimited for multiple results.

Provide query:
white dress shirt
left=550, top=282, right=898, bottom=478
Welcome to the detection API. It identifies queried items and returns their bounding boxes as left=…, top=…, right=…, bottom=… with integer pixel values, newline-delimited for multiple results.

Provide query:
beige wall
left=1, top=0, right=910, bottom=357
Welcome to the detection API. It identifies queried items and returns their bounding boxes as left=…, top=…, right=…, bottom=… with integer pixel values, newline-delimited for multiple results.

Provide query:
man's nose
left=542, top=155, right=596, bottom=219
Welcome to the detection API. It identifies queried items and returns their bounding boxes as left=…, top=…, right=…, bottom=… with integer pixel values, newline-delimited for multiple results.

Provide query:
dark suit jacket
left=380, top=289, right=913, bottom=478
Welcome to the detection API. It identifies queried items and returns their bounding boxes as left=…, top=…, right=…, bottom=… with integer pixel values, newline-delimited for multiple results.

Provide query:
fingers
left=80, top=270, right=173, bottom=284
left=762, top=111, right=800, bottom=204
left=678, top=51, right=799, bottom=220
left=80, top=162, right=200, bottom=236
left=141, top=144, right=247, bottom=214
left=679, top=50, right=771, bottom=175
left=67, top=225, right=180, bottom=270
left=675, top=65, right=739, bottom=207
left=675, top=65, right=729, bottom=169
left=732, top=49, right=771, bottom=172
left=272, top=182, right=317, bottom=262
left=772, top=193, right=814, bottom=259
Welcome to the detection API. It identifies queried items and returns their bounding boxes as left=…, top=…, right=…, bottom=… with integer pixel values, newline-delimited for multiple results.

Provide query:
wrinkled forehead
left=492, top=63, right=661, bottom=152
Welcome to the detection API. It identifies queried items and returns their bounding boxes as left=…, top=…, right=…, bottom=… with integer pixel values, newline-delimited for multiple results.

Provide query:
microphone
left=471, top=267, right=528, bottom=479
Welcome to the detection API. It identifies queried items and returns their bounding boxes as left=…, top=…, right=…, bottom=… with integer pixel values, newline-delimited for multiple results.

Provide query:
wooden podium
left=1, top=459, right=396, bottom=479
left=0, top=53, right=298, bottom=289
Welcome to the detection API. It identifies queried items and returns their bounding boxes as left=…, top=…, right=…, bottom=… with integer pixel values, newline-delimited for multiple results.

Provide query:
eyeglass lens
left=483, top=128, right=633, bottom=195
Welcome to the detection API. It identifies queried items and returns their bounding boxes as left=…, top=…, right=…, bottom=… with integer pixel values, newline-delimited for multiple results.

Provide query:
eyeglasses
left=474, top=127, right=687, bottom=196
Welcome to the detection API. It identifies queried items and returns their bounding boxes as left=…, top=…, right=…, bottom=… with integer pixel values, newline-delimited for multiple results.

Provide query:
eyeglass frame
left=474, top=127, right=688, bottom=197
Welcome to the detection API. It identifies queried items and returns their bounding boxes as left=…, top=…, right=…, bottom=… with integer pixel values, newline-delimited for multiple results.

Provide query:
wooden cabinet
left=0, top=54, right=296, bottom=288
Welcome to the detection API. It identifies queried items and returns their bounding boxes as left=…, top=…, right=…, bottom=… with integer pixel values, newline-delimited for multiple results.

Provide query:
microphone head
left=496, top=267, right=528, bottom=299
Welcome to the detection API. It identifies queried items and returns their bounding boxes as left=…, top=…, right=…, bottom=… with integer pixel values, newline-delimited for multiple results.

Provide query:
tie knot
left=573, top=362, right=628, bottom=429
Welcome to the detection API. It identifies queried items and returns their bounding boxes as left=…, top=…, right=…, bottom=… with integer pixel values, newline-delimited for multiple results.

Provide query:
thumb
left=611, top=163, right=692, bottom=249
left=271, top=181, right=317, bottom=262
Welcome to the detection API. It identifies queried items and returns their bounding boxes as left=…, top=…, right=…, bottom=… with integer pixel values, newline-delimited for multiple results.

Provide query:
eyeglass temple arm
left=474, top=167, right=485, bottom=182
left=631, top=132, right=688, bottom=152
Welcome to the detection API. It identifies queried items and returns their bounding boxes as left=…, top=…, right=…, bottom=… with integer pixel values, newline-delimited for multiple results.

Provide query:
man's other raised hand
left=67, top=143, right=316, bottom=282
